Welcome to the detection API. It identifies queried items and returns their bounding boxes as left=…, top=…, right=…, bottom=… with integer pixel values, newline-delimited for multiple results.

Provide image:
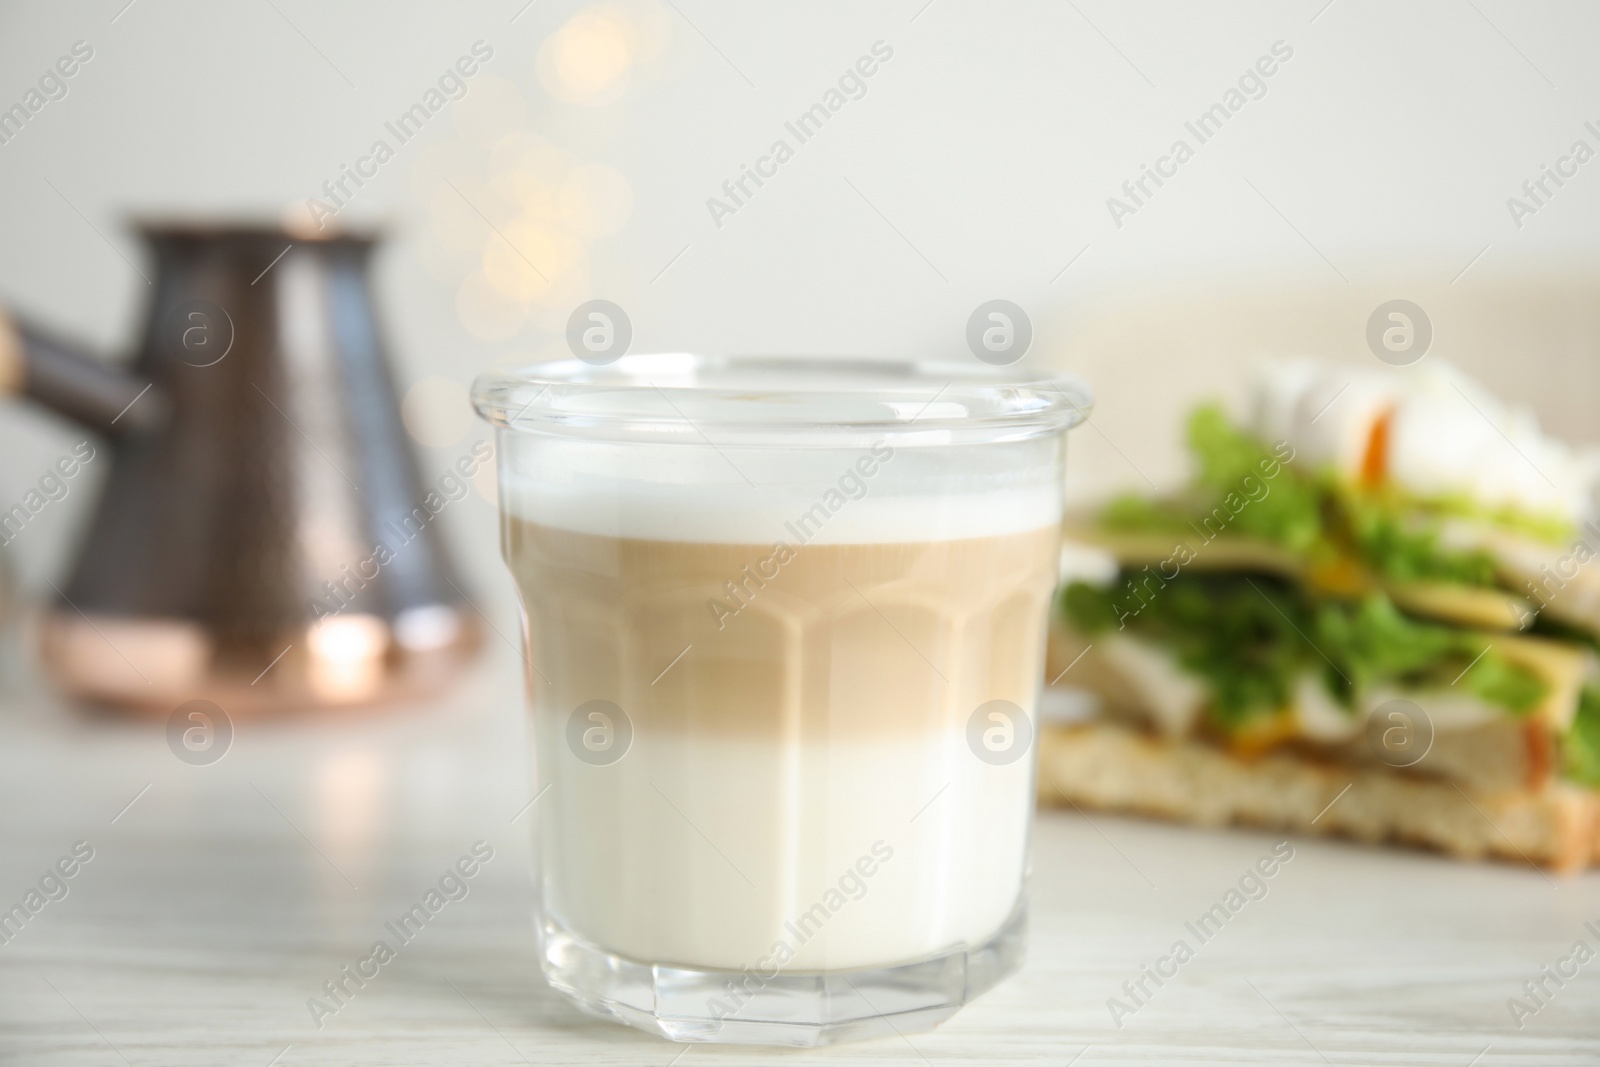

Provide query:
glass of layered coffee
left=473, top=355, right=1090, bottom=1046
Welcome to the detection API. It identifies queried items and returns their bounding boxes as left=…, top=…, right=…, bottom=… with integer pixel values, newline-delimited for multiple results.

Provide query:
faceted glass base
left=537, top=902, right=1027, bottom=1047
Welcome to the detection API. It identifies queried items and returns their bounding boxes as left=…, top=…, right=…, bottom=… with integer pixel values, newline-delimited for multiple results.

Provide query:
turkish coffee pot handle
left=0, top=305, right=162, bottom=434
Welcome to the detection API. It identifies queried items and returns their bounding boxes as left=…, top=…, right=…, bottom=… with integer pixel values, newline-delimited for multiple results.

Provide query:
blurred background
left=5, top=2, right=1600, bottom=1060
left=4, top=0, right=1599, bottom=627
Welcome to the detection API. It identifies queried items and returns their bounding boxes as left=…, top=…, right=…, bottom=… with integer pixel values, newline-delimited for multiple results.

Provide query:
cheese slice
left=1451, top=521, right=1600, bottom=640
left=1068, top=524, right=1538, bottom=633
left=1491, top=632, right=1591, bottom=732
left=1383, top=579, right=1533, bottom=633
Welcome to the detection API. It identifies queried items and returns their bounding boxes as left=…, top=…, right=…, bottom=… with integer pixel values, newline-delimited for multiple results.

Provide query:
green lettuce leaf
left=1564, top=686, right=1600, bottom=789
left=1188, top=405, right=1325, bottom=553
left=1335, top=484, right=1499, bottom=586
left=1061, top=572, right=1546, bottom=731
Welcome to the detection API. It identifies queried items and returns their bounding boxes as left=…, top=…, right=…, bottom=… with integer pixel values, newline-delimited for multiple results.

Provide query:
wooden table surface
left=3, top=648, right=1597, bottom=1065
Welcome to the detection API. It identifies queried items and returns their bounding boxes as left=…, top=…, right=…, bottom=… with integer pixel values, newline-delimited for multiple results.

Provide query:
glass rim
left=472, top=353, right=1092, bottom=443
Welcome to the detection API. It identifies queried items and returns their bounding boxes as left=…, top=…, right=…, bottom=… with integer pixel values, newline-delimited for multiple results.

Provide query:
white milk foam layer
left=500, top=438, right=1064, bottom=544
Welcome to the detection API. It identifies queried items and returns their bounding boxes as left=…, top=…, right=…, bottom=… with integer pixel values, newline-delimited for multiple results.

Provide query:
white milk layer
left=533, top=729, right=1034, bottom=971
left=498, top=436, right=1064, bottom=543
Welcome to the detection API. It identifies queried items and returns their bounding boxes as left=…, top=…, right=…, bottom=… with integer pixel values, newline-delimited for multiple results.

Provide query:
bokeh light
left=413, top=0, right=667, bottom=346
left=536, top=5, right=636, bottom=106
left=482, top=220, right=587, bottom=304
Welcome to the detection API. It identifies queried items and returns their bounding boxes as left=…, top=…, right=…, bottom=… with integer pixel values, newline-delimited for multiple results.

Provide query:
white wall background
left=1, top=0, right=1598, bottom=624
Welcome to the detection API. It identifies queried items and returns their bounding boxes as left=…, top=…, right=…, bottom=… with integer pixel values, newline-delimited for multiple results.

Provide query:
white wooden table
left=2, top=647, right=1597, bottom=1065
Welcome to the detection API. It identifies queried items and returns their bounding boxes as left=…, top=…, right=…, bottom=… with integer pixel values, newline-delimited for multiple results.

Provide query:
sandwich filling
left=1061, top=362, right=1600, bottom=788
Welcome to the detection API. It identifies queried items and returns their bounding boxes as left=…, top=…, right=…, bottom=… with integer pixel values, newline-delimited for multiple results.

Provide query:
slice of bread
left=1037, top=719, right=1600, bottom=872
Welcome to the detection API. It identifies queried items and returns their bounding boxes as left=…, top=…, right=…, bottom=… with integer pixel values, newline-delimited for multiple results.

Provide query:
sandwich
left=1038, top=359, right=1600, bottom=870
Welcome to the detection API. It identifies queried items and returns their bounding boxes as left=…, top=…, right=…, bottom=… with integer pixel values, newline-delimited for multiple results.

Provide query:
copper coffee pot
left=0, top=224, right=481, bottom=716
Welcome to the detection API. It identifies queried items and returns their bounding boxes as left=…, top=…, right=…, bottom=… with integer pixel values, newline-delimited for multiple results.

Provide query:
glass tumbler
left=472, top=355, right=1090, bottom=1046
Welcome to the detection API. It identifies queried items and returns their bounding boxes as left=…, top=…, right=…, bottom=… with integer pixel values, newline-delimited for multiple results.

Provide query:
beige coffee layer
left=507, top=521, right=1061, bottom=740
